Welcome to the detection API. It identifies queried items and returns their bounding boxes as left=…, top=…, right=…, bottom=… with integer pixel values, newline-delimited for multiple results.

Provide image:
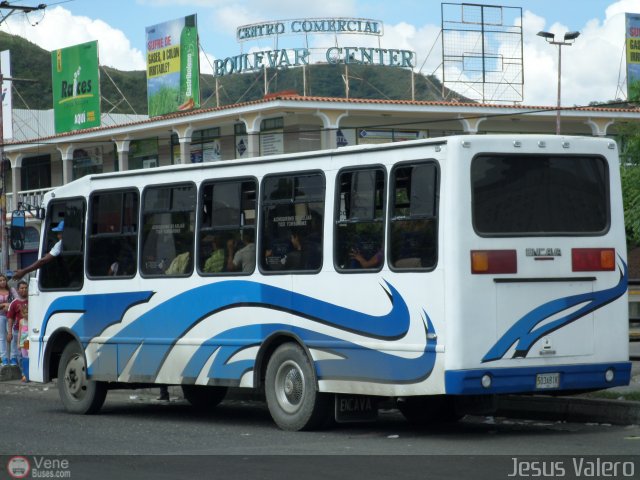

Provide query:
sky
left=0, top=0, right=639, bottom=106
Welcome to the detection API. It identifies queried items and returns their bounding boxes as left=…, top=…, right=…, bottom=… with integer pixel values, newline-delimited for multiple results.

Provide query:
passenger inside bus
left=349, top=246, right=383, bottom=269
left=164, top=251, right=191, bottom=275
left=226, top=229, right=256, bottom=273
left=202, top=235, right=227, bottom=273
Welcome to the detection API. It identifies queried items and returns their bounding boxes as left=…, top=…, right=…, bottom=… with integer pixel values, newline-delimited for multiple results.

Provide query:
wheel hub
left=65, top=354, right=86, bottom=397
left=275, top=360, right=305, bottom=414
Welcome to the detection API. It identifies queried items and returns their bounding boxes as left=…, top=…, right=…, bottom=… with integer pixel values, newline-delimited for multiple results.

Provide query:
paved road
left=2, top=381, right=639, bottom=455
left=2, top=381, right=639, bottom=479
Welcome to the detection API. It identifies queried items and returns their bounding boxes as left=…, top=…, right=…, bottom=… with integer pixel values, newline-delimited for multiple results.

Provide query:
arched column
left=113, top=138, right=131, bottom=171
left=5, top=152, right=23, bottom=210
left=239, top=113, right=262, bottom=158
left=172, top=124, right=194, bottom=164
left=56, top=143, right=75, bottom=184
left=458, top=115, right=486, bottom=134
left=585, top=118, right=615, bottom=137
left=315, top=109, right=349, bottom=149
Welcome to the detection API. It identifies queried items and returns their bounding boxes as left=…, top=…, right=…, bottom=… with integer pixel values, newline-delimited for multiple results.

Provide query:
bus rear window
left=471, top=155, right=609, bottom=235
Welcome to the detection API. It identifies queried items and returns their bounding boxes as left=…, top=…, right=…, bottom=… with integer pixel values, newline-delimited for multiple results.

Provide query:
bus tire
left=182, top=385, right=227, bottom=410
left=265, top=343, right=331, bottom=431
left=57, top=342, right=107, bottom=414
left=397, top=395, right=463, bottom=425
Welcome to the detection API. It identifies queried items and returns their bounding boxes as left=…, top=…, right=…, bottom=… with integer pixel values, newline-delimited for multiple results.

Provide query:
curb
left=496, top=395, right=640, bottom=425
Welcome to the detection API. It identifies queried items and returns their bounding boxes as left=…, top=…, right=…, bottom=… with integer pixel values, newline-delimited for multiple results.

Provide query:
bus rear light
left=471, top=250, right=517, bottom=274
left=571, top=248, right=615, bottom=272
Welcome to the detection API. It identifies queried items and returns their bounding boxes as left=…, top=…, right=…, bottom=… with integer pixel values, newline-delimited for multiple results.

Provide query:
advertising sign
left=627, top=13, right=640, bottom=101
left=51, top=41, right=101, bottom=134
left=146, top=14, right=200, bottom=117
left=1, top=50, right=13, bottom=140
left=260, top=131, right=284, bottom=156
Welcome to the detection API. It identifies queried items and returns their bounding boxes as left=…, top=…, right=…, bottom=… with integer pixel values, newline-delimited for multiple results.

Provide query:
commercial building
left=2, top=94, right=637, bottom=270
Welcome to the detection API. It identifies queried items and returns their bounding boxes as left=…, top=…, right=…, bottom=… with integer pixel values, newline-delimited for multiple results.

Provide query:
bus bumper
left=444, top=362, right=632, bottom=395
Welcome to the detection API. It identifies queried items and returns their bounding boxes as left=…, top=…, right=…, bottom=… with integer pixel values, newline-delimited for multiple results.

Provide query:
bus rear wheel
left=181, top=385, right=228, bottom=410
left=58, top=342, right=107, bottom=414
left=265, top=343, right=331, bottom=431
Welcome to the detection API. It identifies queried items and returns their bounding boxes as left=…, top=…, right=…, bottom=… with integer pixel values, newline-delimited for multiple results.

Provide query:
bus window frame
left=39, top=196, right=87, bottom=292
left=258, top=169, right=326, bottom=275
left=196, top=175, right=258, bottom=277
left=139, top=180, right=197, bottom=279
left=333, top=164, right=387, bottom=274
left=470, top=153, right=611, bottom=238
left=387, top=159, right=440, bottom=273
left=86, top=187, right=140, bottom=280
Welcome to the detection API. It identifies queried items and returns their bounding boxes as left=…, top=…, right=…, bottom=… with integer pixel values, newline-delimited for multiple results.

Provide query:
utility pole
left=0, top=2, right=47, bottom=273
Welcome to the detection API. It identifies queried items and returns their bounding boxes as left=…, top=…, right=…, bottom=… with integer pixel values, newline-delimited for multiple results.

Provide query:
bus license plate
left=334, top=395, right=378, bottom=423
left=536, top=372, right=560, bottom=389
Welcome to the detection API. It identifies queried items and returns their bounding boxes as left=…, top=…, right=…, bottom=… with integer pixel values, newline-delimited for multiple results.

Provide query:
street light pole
left=537, top=30, right=580, bottom=135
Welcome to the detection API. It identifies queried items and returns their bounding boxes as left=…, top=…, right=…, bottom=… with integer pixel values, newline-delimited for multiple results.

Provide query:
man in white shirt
left=12, top=220, right=64, bottom=280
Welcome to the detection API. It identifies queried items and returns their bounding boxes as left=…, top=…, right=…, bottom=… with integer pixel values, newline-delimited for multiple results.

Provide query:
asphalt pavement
left=3, top=357, right=639, bottom=427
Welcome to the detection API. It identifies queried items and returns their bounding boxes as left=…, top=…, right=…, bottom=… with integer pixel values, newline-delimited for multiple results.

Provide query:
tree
left=617, top=122, right=640, bottom=247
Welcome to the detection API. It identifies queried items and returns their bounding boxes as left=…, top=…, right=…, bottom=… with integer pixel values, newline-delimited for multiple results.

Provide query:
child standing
left=18, top=302, right=28, bottom=382
left=7, top=280, right=28, bottom=375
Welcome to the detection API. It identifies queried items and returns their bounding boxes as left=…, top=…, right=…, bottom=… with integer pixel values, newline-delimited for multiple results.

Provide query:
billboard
left=627, top=13, right=640, bottom=101
left=1, top=50, right=13, bottom=140
left=146, top=14, right=200, bottom=117
left=51, top=41, right=101, bottom=134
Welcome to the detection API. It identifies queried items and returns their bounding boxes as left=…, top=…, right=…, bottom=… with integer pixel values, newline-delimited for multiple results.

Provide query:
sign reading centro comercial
left=236, top=18, right=383, bottom=41
left=146, top=14, right=200, bottom=117
left=51, top=41, right=100, bottom=134
left=215, top=17, right=413, bottom=77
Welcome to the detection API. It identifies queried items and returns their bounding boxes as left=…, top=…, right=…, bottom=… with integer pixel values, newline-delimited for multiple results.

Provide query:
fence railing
left=5, top=188, right=53, bottom=213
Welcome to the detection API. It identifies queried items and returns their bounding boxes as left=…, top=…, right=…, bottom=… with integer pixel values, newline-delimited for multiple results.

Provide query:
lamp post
left=537, top=30, right=580, bottom=135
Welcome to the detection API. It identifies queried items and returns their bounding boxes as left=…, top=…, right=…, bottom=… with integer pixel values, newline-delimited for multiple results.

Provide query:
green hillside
left=0, top=31, right=463, bottom=115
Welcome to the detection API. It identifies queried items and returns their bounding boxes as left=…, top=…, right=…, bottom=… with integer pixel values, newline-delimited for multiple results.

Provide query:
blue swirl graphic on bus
left=180, top=311, right=437, bottom=384
left=41, top=280, right=437, bottom=384
left=106, top=280, right=411, bottom=378
left=482, top=259, right=627, bottom=363
left=37, top=291, right=155, bottom=364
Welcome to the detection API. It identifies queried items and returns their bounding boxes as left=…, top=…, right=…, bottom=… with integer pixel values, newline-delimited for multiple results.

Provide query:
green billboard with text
left=51, top=41, right=101, bottom=134
left=146, top=15, right=200, bottom=117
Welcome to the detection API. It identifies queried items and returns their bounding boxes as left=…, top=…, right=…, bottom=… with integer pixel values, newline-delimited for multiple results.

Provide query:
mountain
left=0, top=31, right=465, bottom=115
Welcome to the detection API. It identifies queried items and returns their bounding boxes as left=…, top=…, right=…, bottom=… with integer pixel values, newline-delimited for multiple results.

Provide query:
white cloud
left=0, top=6, right=145, bottom=70
left=522, top=3, right=628, bottom=106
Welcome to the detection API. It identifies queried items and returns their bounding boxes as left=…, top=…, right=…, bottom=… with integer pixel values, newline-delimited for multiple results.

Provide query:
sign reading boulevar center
left=213, top=17, right=415, bottom=77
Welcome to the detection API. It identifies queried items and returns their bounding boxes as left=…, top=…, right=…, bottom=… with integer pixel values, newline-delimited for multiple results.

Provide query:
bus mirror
left=10, top=210, right=26, bottom=251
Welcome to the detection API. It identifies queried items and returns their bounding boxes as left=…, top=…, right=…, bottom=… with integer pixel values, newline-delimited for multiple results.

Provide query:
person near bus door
left=12, top=221, right=65, bottom=281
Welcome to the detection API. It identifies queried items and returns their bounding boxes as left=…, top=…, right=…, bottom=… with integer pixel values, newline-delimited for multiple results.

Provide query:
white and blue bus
left=28, top=134, right=630, bottom=430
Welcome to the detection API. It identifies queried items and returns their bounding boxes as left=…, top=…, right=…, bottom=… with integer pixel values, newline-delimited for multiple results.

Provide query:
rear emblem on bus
left=526, top=248, right=561, bottom=257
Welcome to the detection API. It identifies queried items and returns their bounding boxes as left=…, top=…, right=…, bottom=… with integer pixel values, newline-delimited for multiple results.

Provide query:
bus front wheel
left=265, top=343, right=331, bottom=431
left=57, top=342, right=107, bottom=414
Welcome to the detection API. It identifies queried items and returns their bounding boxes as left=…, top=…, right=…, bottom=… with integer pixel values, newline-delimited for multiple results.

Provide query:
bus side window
left=87, top=190, right=139, bottom=278
left=389, top=162, right=438, bottom=270
left=335, top=167, right=385, bottom=272
left=40, top=199, right=86, bottom=290
left=198, top=179, right=257, bottom=275
left=141, top=183, right=196, bottom=277
left=260, top=172, right=324, bottom=273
